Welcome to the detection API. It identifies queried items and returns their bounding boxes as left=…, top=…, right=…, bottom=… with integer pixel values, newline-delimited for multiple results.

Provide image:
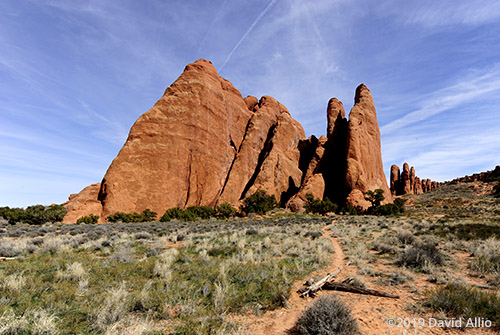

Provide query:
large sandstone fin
left=345, top=84, right=392, bottom=209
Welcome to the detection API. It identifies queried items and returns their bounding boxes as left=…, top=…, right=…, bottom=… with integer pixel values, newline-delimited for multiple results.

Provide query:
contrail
left=219, top=0, right=278, bottom=71
left=197, top=0, right=230, bottom=56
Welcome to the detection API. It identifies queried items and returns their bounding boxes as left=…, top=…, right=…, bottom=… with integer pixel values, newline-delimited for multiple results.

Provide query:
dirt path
left=241, top=220, right=346, bottom=334
left=239, top=220, right=498, bottom=335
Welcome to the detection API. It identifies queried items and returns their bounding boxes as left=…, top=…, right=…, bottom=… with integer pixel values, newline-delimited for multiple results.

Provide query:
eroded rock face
left=345, top=84, right=392, bottom=209
left=97, top=60, right=254, bottom=218
left=62, top=183, right=102, bottom=223
left=63, top=61, right=409, bottom=222
left=65, top=60, right=306, bottom=221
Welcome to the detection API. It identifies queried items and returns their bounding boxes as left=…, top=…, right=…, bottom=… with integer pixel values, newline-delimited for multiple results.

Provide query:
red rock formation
left=410, top=166, right=416, bottom=194
left=64, top=60, right=306, bottom=222
left=345, top=84, right=392, bottom=209
left=448, top=165, right=500, bottom=184
left=414, top=177, right=423, bottom=194
left=401, top=163, right=411, bottom=194
left=390, top=165, right=400, bottom=196
left=62, top=183, right=102, bottom=223
left=390, top=163, right=440, bottom=196
left=63, top=61, right=397, bottom=222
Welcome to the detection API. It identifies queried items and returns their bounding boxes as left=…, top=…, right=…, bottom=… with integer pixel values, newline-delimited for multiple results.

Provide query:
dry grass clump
left=469, top=238, right=500, bottom=274
left=94, top=284, right=130, bottom=332
left=56, top=262, right=87, bottom=282
left=0, top=308, right=59, bottom=335
left=0, top=273, right=26, bottom=293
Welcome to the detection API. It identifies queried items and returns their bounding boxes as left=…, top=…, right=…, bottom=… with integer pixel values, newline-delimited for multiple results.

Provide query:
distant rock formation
left=389, top=163, right=441, bottom=195
left=448, top=165, right=500, bottom=183
left=63, top=59, right=393, bottom=222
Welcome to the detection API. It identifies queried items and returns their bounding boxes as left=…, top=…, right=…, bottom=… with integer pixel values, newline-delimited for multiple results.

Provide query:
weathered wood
left=0, top=257, right=18, bottom=261
left=323, top=282, right=400, bottom=299
left=299, top=261, right=351, bottom=297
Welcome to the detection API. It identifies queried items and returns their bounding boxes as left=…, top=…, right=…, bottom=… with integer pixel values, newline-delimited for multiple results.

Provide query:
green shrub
left=106, top=209, right=157, bottom=223
left=240, top=190, right=277, bottom=215
left=160, top=207, right=196, bottom=222
left=339, top=204, right=359, bottom=215
left=216, top=203, right=237, bottom=219
left=365, top=189, right=384, bottom=208
left=142, top=208, right=157, bottom=221
left=0, top=205, right=67, bottom=225
left=426, top=282, right=500, bottom=324
left=296, top=295, right=358, bottom=335
left=185, top=206, right=216, bottom=219
left=304, top=194, right=338, bottom=215
left=365, top=191, right=405, bottom=216
left=76, top=214, right=99, bottom=224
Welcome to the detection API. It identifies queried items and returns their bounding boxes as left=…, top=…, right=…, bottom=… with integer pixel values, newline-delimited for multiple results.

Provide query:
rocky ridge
left=63, top=59, right=393, bottom=222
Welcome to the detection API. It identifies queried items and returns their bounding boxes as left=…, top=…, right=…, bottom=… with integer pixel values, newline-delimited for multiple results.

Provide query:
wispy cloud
left=381, top=64, right=500, bottom=134
left=406, top=1, right=500, bottom=27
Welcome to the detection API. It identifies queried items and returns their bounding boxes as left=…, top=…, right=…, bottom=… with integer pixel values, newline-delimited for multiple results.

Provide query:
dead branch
left=299, top=261, right=351, bottom=298
left=323, top=282, right=400, bottom=299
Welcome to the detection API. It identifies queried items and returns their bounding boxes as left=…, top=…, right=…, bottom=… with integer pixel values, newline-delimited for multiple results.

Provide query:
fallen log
left=0, top=257, right=18, bottom=261
left=323, top=282, right=400, bottom=299
left=299, top=261, right=351, bottom=298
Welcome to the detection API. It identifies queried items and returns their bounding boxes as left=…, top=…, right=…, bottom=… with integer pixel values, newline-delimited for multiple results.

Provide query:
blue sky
left=1, top=0, right=500, bottom=207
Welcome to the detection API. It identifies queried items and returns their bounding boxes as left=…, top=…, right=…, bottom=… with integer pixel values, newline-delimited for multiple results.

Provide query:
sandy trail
left=241, top=220, right=346, bottom=334
left=239, top=220, right=497, bottom=335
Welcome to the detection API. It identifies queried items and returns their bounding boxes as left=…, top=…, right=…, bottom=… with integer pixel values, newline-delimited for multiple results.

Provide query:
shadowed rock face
left=390, top=165, right=400, bottom=196
left=63, top=61, right=397, bottom=222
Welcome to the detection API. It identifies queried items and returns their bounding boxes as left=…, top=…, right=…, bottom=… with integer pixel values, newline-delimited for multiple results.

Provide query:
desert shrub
left=370, top=241, right=394, bottom=254
left=304, top=231, right=323, bottom=240
left=365, top=189, right=384, bottom=208
left=107, top=212, right=129, bottom=223
left=76, top=214, right=99, bottom=224
left=304, top=194, right=338, bottom=215
left=0, top=239, right=22, bottom=257
left=397, top=231, right=415, bottom=245
left=0, top=205, right=67, bottom=225
left=216, top=203, right=237, bottom=219
left=107, top=210, right=156, bottom=223
left=160, top=207, right=196, bottom=222
left=185, top=206, right=216, bottom=219
left=295, top=295, right=358, bottom=335
left=397, top=242, right=444, bottom=269
left=494, top=181, right=500, bottom=198
left=338, top=204, right=359, bottom=215
left=370, top=203, right=403, bottom=215
left=469, top=238, right=500, bottom=274
left=160, top=207, right=183, bottom=222
left=426, top=282, right=500, bottom=324
left=240, top=190, right=277, bottom=215
left=141, top=208, right=157, bottom=221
